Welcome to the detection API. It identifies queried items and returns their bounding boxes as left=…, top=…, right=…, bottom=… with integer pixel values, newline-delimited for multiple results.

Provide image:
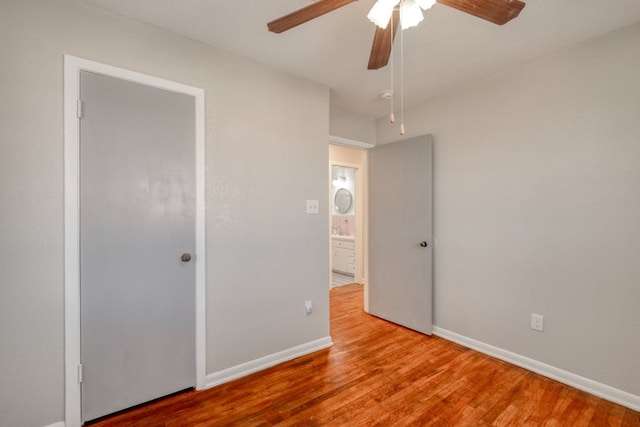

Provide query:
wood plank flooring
left=90, top=284, right=640, bottom=426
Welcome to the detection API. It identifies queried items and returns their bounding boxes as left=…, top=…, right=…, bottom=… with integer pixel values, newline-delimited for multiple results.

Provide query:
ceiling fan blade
left=367, top=11, right=400, bottom=70
left=437, top=0, right=526, bottom=25
left=268, top=0, right=357, bottom=33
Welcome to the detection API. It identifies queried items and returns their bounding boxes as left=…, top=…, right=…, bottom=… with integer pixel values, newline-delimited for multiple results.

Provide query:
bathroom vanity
left=332, top=235, right=355, bottom=276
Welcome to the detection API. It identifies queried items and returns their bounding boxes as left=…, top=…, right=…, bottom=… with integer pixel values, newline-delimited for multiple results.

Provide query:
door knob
left=181, top=253, right=192, bottom=262
left=420, top=241, right=428, bottom=248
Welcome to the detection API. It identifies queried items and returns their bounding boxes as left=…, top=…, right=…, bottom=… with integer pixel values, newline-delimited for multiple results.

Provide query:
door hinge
left=77, top=99, right=83, bottom=118
left=78, top=363, right=83, bottom=383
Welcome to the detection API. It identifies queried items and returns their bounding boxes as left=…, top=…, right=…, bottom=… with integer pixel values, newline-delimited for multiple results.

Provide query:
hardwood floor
left=91, top=284, right=640, bottom=426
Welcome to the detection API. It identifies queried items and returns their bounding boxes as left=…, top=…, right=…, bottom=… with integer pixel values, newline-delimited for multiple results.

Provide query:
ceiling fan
left=268, top=0, right=526, bottom=70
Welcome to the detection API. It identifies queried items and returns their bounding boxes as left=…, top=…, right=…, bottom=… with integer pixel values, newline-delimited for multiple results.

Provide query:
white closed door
left=80, top=71, right=196, bottom=422
left=368, top=135, right=433, bottom=335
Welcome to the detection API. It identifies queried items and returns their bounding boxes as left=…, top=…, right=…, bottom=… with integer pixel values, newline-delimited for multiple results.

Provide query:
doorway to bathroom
left=328, top=136, right=433, bottom=335
left=329, top=144, right=366, bottom=288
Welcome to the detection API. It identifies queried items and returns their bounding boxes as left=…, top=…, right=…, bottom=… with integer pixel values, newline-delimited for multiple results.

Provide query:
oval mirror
left=334, top=188, right=353, bottom=214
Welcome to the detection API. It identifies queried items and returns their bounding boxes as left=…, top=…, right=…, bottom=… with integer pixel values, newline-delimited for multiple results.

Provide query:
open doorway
left=331, top=164, right=357, bottom=285
left=329, top=144, right=367, bottom=290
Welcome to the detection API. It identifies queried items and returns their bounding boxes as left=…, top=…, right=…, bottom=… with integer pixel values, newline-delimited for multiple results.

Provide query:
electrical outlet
left=304, top=300, right=313, bottom=315
left=531, top=314, right=544, bottom=332
left=306, top=200, right=319, bottom=214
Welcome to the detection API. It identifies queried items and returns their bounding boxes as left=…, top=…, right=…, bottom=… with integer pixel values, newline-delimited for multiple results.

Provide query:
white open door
left=367, top=135, right=433, bottom=335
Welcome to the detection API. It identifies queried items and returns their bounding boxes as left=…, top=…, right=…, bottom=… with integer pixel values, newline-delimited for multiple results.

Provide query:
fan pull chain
left=400, top=12, right=405, bottom=136
left=389, top=10, right=395, bottom=124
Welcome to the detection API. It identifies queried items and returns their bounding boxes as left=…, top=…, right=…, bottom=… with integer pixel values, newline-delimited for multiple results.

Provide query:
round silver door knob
left=181, top=253, right=192, bottom=262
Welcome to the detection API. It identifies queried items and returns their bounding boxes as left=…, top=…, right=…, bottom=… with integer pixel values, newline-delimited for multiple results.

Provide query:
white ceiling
left=82, top=0, right=640, bottom=118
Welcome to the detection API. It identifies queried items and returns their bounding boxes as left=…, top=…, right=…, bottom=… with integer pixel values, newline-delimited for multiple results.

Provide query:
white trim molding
left=63, top=55, right=207, bottom=427
left=329, top=135, right=375, bottom=149
left=205, top=337, right=333, bottom=389
left=43, top=422, right=66, bottom=427
left=433, top=326, right=640, bottom=412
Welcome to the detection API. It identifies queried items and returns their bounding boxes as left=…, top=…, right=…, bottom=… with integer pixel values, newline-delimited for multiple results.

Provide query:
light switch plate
left=306, top=200, right=319, bottom=214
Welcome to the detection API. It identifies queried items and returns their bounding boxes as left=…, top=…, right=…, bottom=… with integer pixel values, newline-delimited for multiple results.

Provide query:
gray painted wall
left=329, top=104, right=376, bottom=144
left=0, top=0, right=330, bottom=425
left=377, top=23, right=640, bottom=398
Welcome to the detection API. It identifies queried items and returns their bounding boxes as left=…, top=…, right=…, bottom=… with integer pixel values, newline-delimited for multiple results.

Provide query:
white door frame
left=63, top=55, right=206, bottom=427
left=328, top=137, right=371, bottom=310
left=328, top=135, right=374, bottom=150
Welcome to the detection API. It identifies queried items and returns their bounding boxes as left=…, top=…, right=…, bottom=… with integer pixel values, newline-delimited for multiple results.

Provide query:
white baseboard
left=433, top=326, right=640, bottom=412
left=43, top=422, right=65, bottom=427
left=204, top=336, right=333, bottom=389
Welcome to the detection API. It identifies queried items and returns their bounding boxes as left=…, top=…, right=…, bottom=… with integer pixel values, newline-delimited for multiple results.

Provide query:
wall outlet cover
left=531, top=314, right=544, bottom=332
left=306, top=200, right=319, bottom=214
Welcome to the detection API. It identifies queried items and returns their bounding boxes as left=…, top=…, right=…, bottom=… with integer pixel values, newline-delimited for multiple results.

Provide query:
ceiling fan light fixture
left=367, top=0, right=400, bottom=29
left=415, top=0, right=437, bottom=10
left=399, top=0, right=424, bottom=30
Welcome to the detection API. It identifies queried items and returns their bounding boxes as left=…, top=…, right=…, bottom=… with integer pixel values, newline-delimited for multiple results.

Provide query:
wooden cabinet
left=332, top=237, right=355, bottom=276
